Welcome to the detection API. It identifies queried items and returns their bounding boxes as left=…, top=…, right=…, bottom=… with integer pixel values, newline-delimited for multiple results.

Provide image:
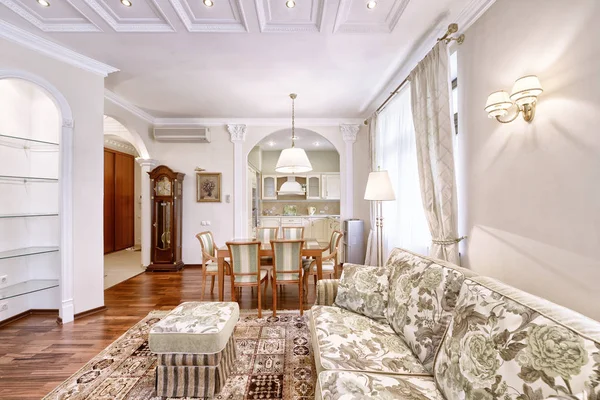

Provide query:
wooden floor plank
left=0, top=268, right=316, bottom=400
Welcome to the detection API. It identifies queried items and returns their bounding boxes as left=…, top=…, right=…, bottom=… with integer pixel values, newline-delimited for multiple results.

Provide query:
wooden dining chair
left=271, top=239, right=305, bottom=316
left=196, top=231, right=230, bottom=300
left=226, top=241, right=268, bottom=318
left=304, top=230, right=343, bottom=292
left=281, top=226, right=305, bottom=239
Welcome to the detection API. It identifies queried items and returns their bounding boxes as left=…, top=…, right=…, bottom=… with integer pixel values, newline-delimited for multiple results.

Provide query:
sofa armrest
left=315, top=279, right=340, bottom=306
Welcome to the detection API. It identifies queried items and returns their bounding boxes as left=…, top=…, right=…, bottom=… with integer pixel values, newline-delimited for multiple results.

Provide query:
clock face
left=157, top=176, right=172, bottom=196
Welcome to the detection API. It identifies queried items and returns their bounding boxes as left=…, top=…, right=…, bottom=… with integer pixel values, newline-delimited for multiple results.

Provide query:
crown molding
left=0, top=21, right=118, bottom=77
left=358, top=0, right=495, bottom=116
left=104, top=89, right=156, bottom=124
left=154, top=117, right=365, bottom=127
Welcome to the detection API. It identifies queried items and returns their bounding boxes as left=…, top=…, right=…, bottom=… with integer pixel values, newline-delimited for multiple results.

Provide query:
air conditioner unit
left=153, top=126, right=211, bottom=143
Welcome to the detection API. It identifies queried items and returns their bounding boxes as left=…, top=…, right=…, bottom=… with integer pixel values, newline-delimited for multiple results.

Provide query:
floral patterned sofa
left=309, top=247, right=600, bottom=400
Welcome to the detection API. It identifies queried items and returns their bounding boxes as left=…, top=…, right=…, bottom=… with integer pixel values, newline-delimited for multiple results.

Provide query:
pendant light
left=275, top=93, right=313, bottom=174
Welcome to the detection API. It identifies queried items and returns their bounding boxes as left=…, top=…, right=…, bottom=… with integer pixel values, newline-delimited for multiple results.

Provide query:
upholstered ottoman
left=149, top=302, right=239, bottom=398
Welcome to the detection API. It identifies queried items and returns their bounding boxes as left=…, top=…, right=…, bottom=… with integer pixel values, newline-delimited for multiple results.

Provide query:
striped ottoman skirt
left=155, top=335, right=237, bottom=398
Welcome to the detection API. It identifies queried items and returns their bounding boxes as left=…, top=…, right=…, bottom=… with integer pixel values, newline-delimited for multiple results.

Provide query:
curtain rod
left=364, top=23, right=465, bottom=125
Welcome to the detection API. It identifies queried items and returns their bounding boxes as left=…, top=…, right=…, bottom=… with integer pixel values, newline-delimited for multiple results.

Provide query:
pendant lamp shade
left=276, top=148, right=312, bottom=173
left=278, top=176, right=306, bottom=195
left=275, top=93, right=313, bottom=174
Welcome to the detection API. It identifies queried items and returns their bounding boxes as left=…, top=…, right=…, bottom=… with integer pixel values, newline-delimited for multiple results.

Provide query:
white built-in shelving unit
left=0, top=80, right=61, bottom=322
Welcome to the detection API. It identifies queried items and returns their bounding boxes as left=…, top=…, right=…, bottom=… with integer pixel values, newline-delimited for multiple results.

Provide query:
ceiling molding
left=0, top=20, right=118, bottom=76
left=170, top=0, right=248, bottom=33
left=333, top=0, right=410, bottom=34
left=104, top=89, right=156, bottom=124
left=359, top=0, right=495, bottom=115
left=455, top=0, right=496, bottom=33
left=104, top=137, right=137, bottom=154
left=255, top=0, right=325, bottom=33
left=0, top=0, right=100, bottom=32
left=154, top=117, right=365, bottom=127
left=81, top=0, right=175, bottom=33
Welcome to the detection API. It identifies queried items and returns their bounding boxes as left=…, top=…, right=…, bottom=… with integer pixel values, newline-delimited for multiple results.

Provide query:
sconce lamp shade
left=484, top=90, right=513, bottom=118
left=510, top=75, right=543, bottom=106
left=364, top=170, right=396, bottom=201
left=275, top=147, right=313, bottom=173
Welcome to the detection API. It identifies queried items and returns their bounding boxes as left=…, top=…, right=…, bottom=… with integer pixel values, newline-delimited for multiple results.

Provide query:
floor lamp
left=364, top=170, right=396, bottom=267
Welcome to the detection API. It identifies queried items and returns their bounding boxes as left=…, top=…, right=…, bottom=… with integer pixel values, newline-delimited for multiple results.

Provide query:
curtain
left=376, top=85, right=431, bottom=257
left=364, top=115, right=378, bottom=266
left=409, top=41, right=461, bottom=264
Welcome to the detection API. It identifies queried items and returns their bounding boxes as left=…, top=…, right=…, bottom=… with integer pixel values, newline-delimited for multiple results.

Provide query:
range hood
left=277, top=176, right=305, bottom=195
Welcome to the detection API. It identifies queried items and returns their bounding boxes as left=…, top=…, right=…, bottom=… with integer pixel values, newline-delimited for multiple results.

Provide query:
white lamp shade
left=484, top=90, right=512, bottom=118
left=278, top=176, right=305, bottom=195
left=275, top=147, right=313, bottom=173
left=510, top=75, right=543, bottom=106
left=364, top=170, right=396, bottom=201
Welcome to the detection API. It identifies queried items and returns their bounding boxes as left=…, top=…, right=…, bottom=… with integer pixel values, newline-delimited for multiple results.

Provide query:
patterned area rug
left=43, top=310, right=315, bottom=399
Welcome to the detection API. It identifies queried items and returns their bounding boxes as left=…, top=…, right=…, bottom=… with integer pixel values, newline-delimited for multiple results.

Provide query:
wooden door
left=104, top=151, right=116, bottom=253
left=104, top=148, right=135, bottom=254
left=114, top=152, right=135, bottom=251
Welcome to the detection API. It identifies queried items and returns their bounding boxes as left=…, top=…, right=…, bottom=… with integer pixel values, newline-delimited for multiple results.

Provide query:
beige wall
left=458, top=0, right=600, bottom=320
left=0, top=38, right=105, bottom=314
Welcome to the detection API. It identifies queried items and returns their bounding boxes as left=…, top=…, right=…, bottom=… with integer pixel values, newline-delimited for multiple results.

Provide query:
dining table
left=216, top=238, right=329, bottom=302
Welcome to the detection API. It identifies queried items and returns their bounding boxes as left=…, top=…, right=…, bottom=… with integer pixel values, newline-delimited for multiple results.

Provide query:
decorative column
left=228, top=124, right=247, bottom=238
left=136, top=158, right=158, bottom=268
left=340, top=124, right=360, bottom=220
left=60, top=118, right=74, bottom=324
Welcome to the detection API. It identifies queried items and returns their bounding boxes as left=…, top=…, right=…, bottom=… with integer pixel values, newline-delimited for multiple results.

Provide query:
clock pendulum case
left=147, top=165, right=185, bottom=271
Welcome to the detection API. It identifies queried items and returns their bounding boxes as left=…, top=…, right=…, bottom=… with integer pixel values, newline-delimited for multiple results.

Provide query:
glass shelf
left=0, top=246, right=59, bottom=260
left=0, top=213, right=59, bottom=219
left=0, top=134, right=59, bottom=149
left=0, top=175, right=59, bottom=183
left=0, top=279, right=59, bottom=300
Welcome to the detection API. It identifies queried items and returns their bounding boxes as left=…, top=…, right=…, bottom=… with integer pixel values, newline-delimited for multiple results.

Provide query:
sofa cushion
left=435, top=276, right=600, bottom=400
left=316, top=371, right=445, bottom=400
left=386, top=248, right=475, bottom=373
left=334, top=263, right=390, bottom=322
left=309, top=305, right=428, bottom=375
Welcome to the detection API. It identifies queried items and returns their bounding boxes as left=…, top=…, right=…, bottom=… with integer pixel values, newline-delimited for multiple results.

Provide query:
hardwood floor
left=0, top=268, right=316, bottom=400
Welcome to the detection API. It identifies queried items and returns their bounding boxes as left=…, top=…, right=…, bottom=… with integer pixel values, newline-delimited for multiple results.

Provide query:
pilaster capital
left=340, top=124, right=360, bottom=143
left=136, top=158, right=158, bottom=168
left=227, top=124, right=247, bottom=143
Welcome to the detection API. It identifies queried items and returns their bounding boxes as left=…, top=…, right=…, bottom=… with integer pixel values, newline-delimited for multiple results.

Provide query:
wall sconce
left=485, top=75, right=543, bottom=123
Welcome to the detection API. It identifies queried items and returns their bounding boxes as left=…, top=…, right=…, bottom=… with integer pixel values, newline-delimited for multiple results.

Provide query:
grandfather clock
left=147, top=165, right=185, bottom=271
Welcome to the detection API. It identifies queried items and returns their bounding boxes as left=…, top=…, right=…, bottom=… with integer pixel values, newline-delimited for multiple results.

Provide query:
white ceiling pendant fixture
left=275, top=93, right=313, bottom=174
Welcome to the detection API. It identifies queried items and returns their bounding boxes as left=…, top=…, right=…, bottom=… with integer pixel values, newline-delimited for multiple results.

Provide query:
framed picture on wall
left=196, top=172, right=222, bottom=202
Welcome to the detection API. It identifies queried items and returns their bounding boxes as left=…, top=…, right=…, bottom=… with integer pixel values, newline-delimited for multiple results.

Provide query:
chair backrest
left=271, top=239, right=304, bottom=277
left=257, top=227, right=279, bottom=243
left=282, top=226, right=304, bottom=239
left=226, top=241, right=261, bottom=279
left=196, top=231, right=215, bottom=258
left=329, top=230, right=343, bottom=257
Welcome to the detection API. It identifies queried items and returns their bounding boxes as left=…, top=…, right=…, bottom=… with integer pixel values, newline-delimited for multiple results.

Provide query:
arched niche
left=0, top=70, right=75, bottom=324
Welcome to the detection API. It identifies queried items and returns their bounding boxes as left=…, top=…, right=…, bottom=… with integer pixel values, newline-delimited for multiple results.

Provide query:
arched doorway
left=0, top=71, right=75, bottom=324
left=246, top=128, right=342, bottom=240
left=102, top=116, right=145, bottom=288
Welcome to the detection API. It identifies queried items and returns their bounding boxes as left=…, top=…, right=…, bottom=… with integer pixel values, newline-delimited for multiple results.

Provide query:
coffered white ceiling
left=0, top=0, right=494, bottom=119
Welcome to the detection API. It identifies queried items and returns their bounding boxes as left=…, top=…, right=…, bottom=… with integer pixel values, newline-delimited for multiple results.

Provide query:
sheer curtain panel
left=376, top=85, right=431, bottom=258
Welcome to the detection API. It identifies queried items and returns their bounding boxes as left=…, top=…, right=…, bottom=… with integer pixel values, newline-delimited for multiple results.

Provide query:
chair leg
left=272, top=277, right=277, bottom=317
left=299, top=279, right=303, bottom=316
left=210, top=276, right=215, bottom=294
left=231, top=275, right=236, bottom=302
left=258, top=282, right=262, bottom=319
left=200, top=266, right=207, bottom=300
left=313, top=274, right=317, bottom=286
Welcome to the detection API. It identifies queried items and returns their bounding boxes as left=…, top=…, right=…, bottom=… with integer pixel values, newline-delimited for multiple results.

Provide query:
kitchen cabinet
left=258, top=216, right=339, bottom=242
left=306, top=174, right=321, bottom=199
left=262, top=175, right=277, bottom=199
left=259, top=217, right=280, bottom=229
left=310, top=218, right=329, bottom=242
left=321, top=173, right=341, bottom=200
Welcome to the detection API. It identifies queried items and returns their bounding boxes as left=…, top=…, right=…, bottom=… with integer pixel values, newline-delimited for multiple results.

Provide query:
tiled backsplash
left=261, top=201, right=340, bottom=216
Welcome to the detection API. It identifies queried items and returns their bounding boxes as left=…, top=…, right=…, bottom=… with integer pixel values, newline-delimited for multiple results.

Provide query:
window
left=376, top=84, right=431, bottom=257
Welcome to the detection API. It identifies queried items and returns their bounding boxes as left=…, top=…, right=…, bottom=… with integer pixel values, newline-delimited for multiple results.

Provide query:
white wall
left=458, top=0, right=600, bottom=320
left=261, top=150, right=340, bottom=173
left=0, top=38, right=105, bottom=315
